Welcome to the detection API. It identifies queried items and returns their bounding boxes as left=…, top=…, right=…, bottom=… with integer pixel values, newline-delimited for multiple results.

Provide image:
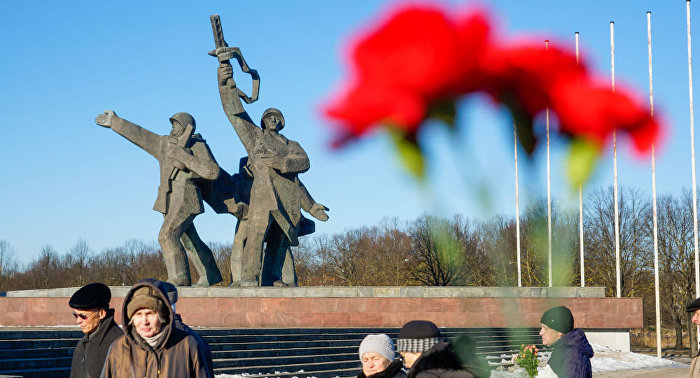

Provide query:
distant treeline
left=0, top=186, right=696, bottom=350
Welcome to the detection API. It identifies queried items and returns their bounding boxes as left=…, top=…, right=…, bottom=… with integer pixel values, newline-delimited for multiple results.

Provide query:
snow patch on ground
left=215, top=343, right=688, bottom=377
left=590, top=343, right=685, bottom=373
left=490, top=343, right=687, bottom=377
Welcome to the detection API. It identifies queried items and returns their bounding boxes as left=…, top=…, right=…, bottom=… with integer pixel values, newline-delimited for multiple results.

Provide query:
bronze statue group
left=95, top=23, right=328, bottom=288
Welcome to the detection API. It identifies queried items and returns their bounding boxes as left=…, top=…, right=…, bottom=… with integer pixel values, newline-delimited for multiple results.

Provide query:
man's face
left=361, top=352, right=390, bottom=376
left=692, top=310, right=700, bottom=325
left=263, top=114, right=281, bottom=131
left=170, top=120, right=185, bottom=137
left=399, top=352, right=421, bottom=369
left=132, top=308, right=163, bottom=338
left=73, top=308, right=105, bottom=334
left=539, top=323, right=563, bottom=346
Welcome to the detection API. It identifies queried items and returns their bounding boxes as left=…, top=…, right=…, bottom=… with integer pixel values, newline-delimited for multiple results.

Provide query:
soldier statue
left=95, top=110, right=224, bottom=286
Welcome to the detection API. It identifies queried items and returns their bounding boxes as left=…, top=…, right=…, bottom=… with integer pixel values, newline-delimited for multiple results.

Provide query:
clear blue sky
left=0, top=0, right=695, bottom=265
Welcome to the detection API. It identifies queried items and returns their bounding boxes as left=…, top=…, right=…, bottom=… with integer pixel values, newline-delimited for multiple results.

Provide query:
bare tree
left=211, top=241, right=233, bottom=287
left=0, top=240, right=18, bottom=291
left=480, top=216, right=515, bottom=286
left=584, top=186, right=653, bottom=297
left=518, top=200, right=549, bottom=287
left=408, top=215, right=466, bottom=286
left=66, top=239, right=92, bottom=286
left=655, top=191, right=696, bottom=349
left=29, top=245, right=62, bottom=289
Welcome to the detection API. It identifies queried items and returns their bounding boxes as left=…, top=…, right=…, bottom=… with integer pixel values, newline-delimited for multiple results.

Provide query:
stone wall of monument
left=0, top=286, right=641, bottom=329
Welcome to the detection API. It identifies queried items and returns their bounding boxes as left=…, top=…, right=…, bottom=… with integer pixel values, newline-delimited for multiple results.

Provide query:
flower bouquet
left=514, top=344, right=540, bottom=378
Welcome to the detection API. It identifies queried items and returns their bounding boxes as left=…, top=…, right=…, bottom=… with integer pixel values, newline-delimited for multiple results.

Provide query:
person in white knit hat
left=358, top=334, right=406, bottom=378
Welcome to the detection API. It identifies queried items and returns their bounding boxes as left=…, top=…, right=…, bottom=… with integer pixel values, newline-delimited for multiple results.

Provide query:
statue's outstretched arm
left=297, top=179, right=329, bottom=221
left=217, top=63, right=259, bottom=154
left=95, top=110, right=162, bottom=158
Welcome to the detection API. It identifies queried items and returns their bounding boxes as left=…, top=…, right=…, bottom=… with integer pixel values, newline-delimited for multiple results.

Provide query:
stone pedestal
left=0, top=286, right=638, bottom=329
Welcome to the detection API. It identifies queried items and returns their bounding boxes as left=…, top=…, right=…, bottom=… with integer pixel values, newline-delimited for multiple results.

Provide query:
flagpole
left=514, top=124, right=522, bottom=287
left=611, top=21, right=622, bottom=298
left=647, top=11, right=662, bottom=359
left=686, top=0, right=700, bottom=354
left=545, top=40, right=553, bottom=288
left=687, top=0, right=700, bottom=301
left=576, top=32, right=585, bottom=288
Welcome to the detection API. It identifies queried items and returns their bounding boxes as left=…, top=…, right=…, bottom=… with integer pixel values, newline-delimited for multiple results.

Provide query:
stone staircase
left=0, top=327, right=542, bottom=377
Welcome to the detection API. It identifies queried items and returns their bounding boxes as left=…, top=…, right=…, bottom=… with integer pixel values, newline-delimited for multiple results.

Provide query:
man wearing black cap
left=69, top=282, right=122, bottom=378
left=539, top=306, right=593, bottom=377
left=686, top=297, right=700, bottom=376
left=395, top=320, right=489, bottom=378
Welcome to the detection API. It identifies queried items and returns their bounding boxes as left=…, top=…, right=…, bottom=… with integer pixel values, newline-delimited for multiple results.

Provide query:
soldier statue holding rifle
left=209, top=14, right=328, bottom=286
left=95, top=110, right=224, bottom=287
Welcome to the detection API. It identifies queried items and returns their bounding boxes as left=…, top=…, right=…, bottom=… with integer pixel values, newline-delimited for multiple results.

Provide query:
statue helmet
left=261, top=108, right=284, bottom=130
left=169, top=112, right=196, bottom=131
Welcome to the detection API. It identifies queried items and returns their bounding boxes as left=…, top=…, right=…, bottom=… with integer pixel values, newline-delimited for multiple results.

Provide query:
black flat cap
left=69, top=282, right=111, bottom=310
left=687, top=297, right=700, bottom=313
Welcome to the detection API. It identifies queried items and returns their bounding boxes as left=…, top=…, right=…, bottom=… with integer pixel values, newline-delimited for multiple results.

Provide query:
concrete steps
left=0, top=327, right=542, bottom=377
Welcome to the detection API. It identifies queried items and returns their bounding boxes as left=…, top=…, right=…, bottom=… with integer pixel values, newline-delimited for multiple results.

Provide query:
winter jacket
left=451, top=335, right=491, bottom=378
left=691, top=351, right=700, bottom=377
left=545, top=328, right=594, bottom=378
left=406, top=340, right=475, bottom=378
left=173, top=313, right=214, bottom=376
left=358, top=359, right=406, bottom=378
left=101, top=280, right=213, bottom=378
left=70, top=309, right=122, bottom=378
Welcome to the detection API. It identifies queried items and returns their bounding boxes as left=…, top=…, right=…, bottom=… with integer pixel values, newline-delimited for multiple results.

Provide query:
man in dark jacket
left=396, top=320, right=485, bottom=378
left=539, top=306, right=594, bottom=377
left=101, top=278, right=213, bottom=377
left=69, top=282, right=122, bottom=378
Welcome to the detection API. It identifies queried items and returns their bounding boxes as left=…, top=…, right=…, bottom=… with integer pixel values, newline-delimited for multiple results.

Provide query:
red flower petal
left=552, top=80, right=659, bottom=152
left=324, top=81, right=427, bottom=139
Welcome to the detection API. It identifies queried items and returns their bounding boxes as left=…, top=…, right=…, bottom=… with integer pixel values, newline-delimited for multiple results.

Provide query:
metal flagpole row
left=610, top=21, right=622, bottom=298
left=575, top=32, right=585, bottom=288
left=514, top=124, right=522, bottom=287
left=646, top=11, right=662, bottom=360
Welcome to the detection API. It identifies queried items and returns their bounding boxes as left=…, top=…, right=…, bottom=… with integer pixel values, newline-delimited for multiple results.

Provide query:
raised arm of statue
left=95, top=110, right=162, bottom=158
left=217, top=62, right=260, bottom=154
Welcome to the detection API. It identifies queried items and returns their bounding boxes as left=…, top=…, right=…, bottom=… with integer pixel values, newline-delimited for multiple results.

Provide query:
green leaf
left=387, top=127, right=425, bottom=179
left=566, top=138, right=600, bottom=188
left=503, top=99, right=537, bottom=156
left=427, top=100, right=457, bottom=129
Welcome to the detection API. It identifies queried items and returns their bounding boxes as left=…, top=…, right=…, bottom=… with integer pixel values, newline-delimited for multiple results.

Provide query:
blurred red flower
left=552, top=81, right=659, bottom=152
left=480, top=43, right=586, bottom=120
left=324, top=5, right=492, bottom=141
left=323, top=2, right=660, bottom=161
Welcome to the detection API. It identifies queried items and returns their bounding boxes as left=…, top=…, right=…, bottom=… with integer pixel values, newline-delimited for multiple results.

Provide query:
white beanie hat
left=359, top=334, right=395, bottom=362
